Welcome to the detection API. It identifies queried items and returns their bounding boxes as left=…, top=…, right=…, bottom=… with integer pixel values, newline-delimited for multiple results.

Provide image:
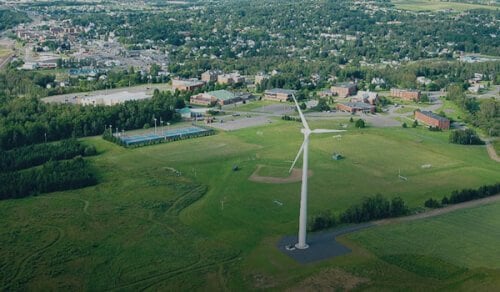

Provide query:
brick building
left=414, top=110, right=450, bottom=130
left=217, top=73, right=245, bottom=85
left=171, top=79, right=205, bottom=91
left=336, top=102, right=375, bottom=114
left=263, top=88, right=296, bottom=102
left=201, top=70, right=222, bottom=83
left=390, top=88, right=421, bottom=101
left=354, top=91, right=378, bottom=105
left=190, top=90, right=241, bottom=106
left=331, top=83, right=357, bottom=98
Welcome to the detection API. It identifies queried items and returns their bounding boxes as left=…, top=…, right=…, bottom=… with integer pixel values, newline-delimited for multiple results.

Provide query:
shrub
left=424, top=198, right=442, bottom=208
left=355, top=119, right=366, bottom=128
left=449, top=129, right=484, bottom=145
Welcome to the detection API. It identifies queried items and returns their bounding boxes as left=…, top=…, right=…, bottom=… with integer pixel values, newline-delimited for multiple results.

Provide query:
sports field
left=0, top=120, right=498, bottom=290
left=392, top=0, right=499, bottom=11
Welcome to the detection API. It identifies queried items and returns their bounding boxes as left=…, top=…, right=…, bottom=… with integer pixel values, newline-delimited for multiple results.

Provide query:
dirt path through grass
left=485, top=141, right=500, bottom=162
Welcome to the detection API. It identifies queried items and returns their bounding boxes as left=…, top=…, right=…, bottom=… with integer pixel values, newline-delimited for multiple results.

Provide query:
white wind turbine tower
left=289, top=94, right=346, bottom=249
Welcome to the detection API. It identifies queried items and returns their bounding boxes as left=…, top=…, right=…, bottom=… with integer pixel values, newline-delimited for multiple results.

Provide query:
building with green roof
left=190, top=89, right=242, bottom=106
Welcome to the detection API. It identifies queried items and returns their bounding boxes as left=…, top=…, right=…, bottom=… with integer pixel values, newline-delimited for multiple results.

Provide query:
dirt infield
left=249, top=165, right=312, bottom=184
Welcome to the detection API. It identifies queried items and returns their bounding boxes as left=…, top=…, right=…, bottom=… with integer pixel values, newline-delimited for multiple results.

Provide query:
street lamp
left=160, top=118, right=164, bottom=137
left=153, top=118, right=157, bottom=135
left=109, top=125, right=112, bottom=136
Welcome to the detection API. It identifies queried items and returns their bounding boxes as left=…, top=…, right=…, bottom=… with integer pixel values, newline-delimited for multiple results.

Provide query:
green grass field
left=392, top=0, right=499, bottom=11
left=0, top=47, right=11, bottom=58
left=0, top=121, right=498, bottom=290
left=226, top=99, right=277, bottom=112
left=345, top=202, right=500, bottom=289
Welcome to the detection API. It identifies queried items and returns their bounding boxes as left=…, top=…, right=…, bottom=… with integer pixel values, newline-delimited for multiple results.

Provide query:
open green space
left=437, top=98, right=466, bottom=121
left=391, top=0, right=499, bottom=11
left=0, top=121, right=498, bottom=290
left=0, top=46, right=12, bottom=58
left=345, top=202, right=500, bottom=288
left=394, top=106, right=418, bottom=114
left=227, top=100, right=278, bottom=112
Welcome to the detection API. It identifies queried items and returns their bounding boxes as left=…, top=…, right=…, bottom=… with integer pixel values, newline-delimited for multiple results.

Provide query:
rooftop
left=343, top=102, right=374, bottom=109
left=265, top=88, right=297, bottom=95
left=418, top=111, right=449, bottom=122
left=207, top=90, right=236, bottom=100
left=333, top=82, right=356, bottom=88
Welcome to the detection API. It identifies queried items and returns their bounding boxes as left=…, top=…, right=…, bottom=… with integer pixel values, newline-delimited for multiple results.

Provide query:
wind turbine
left=289, top=94, right=346, bottom=249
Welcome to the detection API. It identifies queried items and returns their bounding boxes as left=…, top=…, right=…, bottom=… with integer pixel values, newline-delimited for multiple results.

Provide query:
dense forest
left=0, top=139, right=98, bottom=200
left=0, top=157, right=97, bottom=200
left=0, top=139, right=96, bottom=172
left=0, top=67, right=186, bottom=150
left=0, top=9, right=30, bottom=31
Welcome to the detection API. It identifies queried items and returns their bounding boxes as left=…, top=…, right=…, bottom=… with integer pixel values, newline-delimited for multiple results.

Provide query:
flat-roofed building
left=254, top=73, right=269, bottom=85
left=190, top=90, right=242, bottom=106
left=331, top=83, right=357, bottom=98
left=172, top=79, right=205, bottom=91
left=263, top=88, right=297, bottom=102
left=201, top=70, right=222, bottom=83
left=354, top=91, right=378, bottom=105
left=414, top=110, right=450, bottom=130
left=336, top=102, right=375, bottom=114
left=390, top=88, right=421, bottom=101
left=217, top=73, right=245, bottom=85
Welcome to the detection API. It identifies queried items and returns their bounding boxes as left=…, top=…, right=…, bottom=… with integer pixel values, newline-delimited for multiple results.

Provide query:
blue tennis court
left=119, top=126, right=213, bottom=146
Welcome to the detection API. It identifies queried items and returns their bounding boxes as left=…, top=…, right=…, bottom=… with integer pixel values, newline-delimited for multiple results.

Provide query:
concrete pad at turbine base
left=277, top=223, right=374, bottom=264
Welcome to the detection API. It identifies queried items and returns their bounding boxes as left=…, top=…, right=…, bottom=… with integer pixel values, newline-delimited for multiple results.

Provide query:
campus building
left=190, top=90, right=242, bottom=106
left=201, top=70, right=222, bottom=83
left=331, top=83, right=357, bottom=98
left=254, top=73, right=269, bottom=85
left=390, top=88, right=421, bottom=101
left=336, top=102, right=375, bottom=114
left=353, top=91, right=378, bottom=105
left=263, top=88, right=297, bottom=102
left=414, top=110, right=450, bottom=130
left=217, top=73, right=245, bottom=85
left=171, top=79, right=205, bottom=91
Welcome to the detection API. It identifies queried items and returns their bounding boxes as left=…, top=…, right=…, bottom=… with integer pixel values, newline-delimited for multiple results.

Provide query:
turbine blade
left=291, top=94, right=310, bottom=130
left=289, top=140, right=305, bottom=173
left=311, top=129, right=346, bottom=134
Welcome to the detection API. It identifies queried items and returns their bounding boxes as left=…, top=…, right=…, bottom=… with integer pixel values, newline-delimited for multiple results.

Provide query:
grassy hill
left=0, top=121, right=498, bottom=290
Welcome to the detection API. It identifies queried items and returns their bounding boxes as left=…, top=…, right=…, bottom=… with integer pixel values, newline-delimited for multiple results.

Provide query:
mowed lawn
left=391, top=0, right=499, bottom=11
left=0, top=120, right=499, bottom=290
left=343, top=202, right=500, bottom=290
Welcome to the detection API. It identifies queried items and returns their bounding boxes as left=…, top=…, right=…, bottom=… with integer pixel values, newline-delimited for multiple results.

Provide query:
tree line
left=424, top=183, right=500, bottom=209
left=0, top=139, right=96, bottom=172
left=449, top=129, right=484, bottom=145
left=309, top=194, right=409, bottom=232
left=0, top=84, right=184, bottom=151
left=0, top=156, right=97, bottom=200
